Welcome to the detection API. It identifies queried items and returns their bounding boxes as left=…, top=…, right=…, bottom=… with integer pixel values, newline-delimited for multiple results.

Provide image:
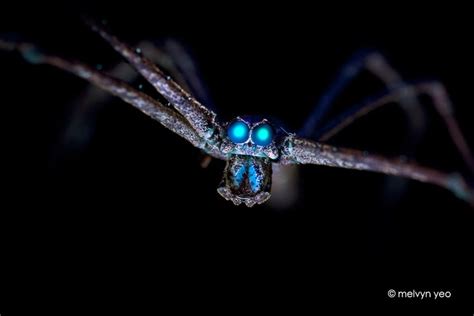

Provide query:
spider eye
left=251, top=123, right=274, bottom=146
left=227, top=120, right=250, bottom=144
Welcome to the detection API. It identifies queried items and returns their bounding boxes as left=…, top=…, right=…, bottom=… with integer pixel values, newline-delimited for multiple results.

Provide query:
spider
left=1, top=20, right=473, bottom=207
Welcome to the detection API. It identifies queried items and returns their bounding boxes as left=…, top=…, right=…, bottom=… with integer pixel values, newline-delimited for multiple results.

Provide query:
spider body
left=1, top=21, right=473, bottom=207
left=217, top=116, right=280, bottom=206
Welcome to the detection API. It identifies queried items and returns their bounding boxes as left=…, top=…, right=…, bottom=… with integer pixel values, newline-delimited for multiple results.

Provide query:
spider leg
left=295, top=50, right=424, bottom=208
left=316, top=82, right=474, bottom=173
left=300, top=50, right=423, bottom=138
left=51, top=58, right=140, bottom=164
left=86, top=20, right=219, bottom=141
left=279, top=136, right=474, bottom=205
left=51, top=39, right=216, bottom=164
left=0, top=39, right=225, bottom=160
left=153, top=38, right=216, bottom=110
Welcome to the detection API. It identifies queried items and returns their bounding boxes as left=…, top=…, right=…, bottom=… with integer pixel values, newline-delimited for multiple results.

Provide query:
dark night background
left=0, top=2, right=473, bottom=314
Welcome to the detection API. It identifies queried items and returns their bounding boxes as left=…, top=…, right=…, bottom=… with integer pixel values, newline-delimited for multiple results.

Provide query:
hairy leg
left=154, top=39, right=215, bottom=109
left=316, top=82, right=474, bottom=173
left=50, top=39, right=215, bottom=164
left=280, top=136, right=474, bottom=205
left=0, top=39, right=225, bottom=160
left=50, top=59, right=138, bottom=165
left=86, top=20, right=219, bottom=140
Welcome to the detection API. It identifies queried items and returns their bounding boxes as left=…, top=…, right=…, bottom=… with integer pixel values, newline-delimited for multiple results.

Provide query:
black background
left=0, top=2, right=473, bottom=314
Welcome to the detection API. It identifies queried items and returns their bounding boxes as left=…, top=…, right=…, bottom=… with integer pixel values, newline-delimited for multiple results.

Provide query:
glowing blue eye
left=251, top=123, right=274, bottom=146
left=227, top=120, right=250, bottom=144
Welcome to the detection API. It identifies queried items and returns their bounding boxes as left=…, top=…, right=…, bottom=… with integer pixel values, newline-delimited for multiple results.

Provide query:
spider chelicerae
left=1, top=20, right=473, bottom=207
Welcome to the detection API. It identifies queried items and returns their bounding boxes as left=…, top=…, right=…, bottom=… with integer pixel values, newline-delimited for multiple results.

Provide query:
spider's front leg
left=50, top=39, right=216, bottom=164
left=86, top=20, right=220, bottom=143
left=0, top=39, right=225, bottom=160
left=279, top=136, right=474, bottom=205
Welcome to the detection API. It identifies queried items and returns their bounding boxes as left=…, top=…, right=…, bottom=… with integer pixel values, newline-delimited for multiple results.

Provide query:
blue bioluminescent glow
left=227, top=120, right=250, bottom=144
left=251, top=123, right=274, bottom=146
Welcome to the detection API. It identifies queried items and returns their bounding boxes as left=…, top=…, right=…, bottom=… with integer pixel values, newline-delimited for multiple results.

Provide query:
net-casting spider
left=1, top=21, right=473, bottom=207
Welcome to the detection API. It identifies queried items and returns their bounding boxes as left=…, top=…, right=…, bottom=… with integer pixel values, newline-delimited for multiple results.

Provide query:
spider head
left=217, top=155, right=272, bottom=207
left=220, top=117, right=279, bottom=159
